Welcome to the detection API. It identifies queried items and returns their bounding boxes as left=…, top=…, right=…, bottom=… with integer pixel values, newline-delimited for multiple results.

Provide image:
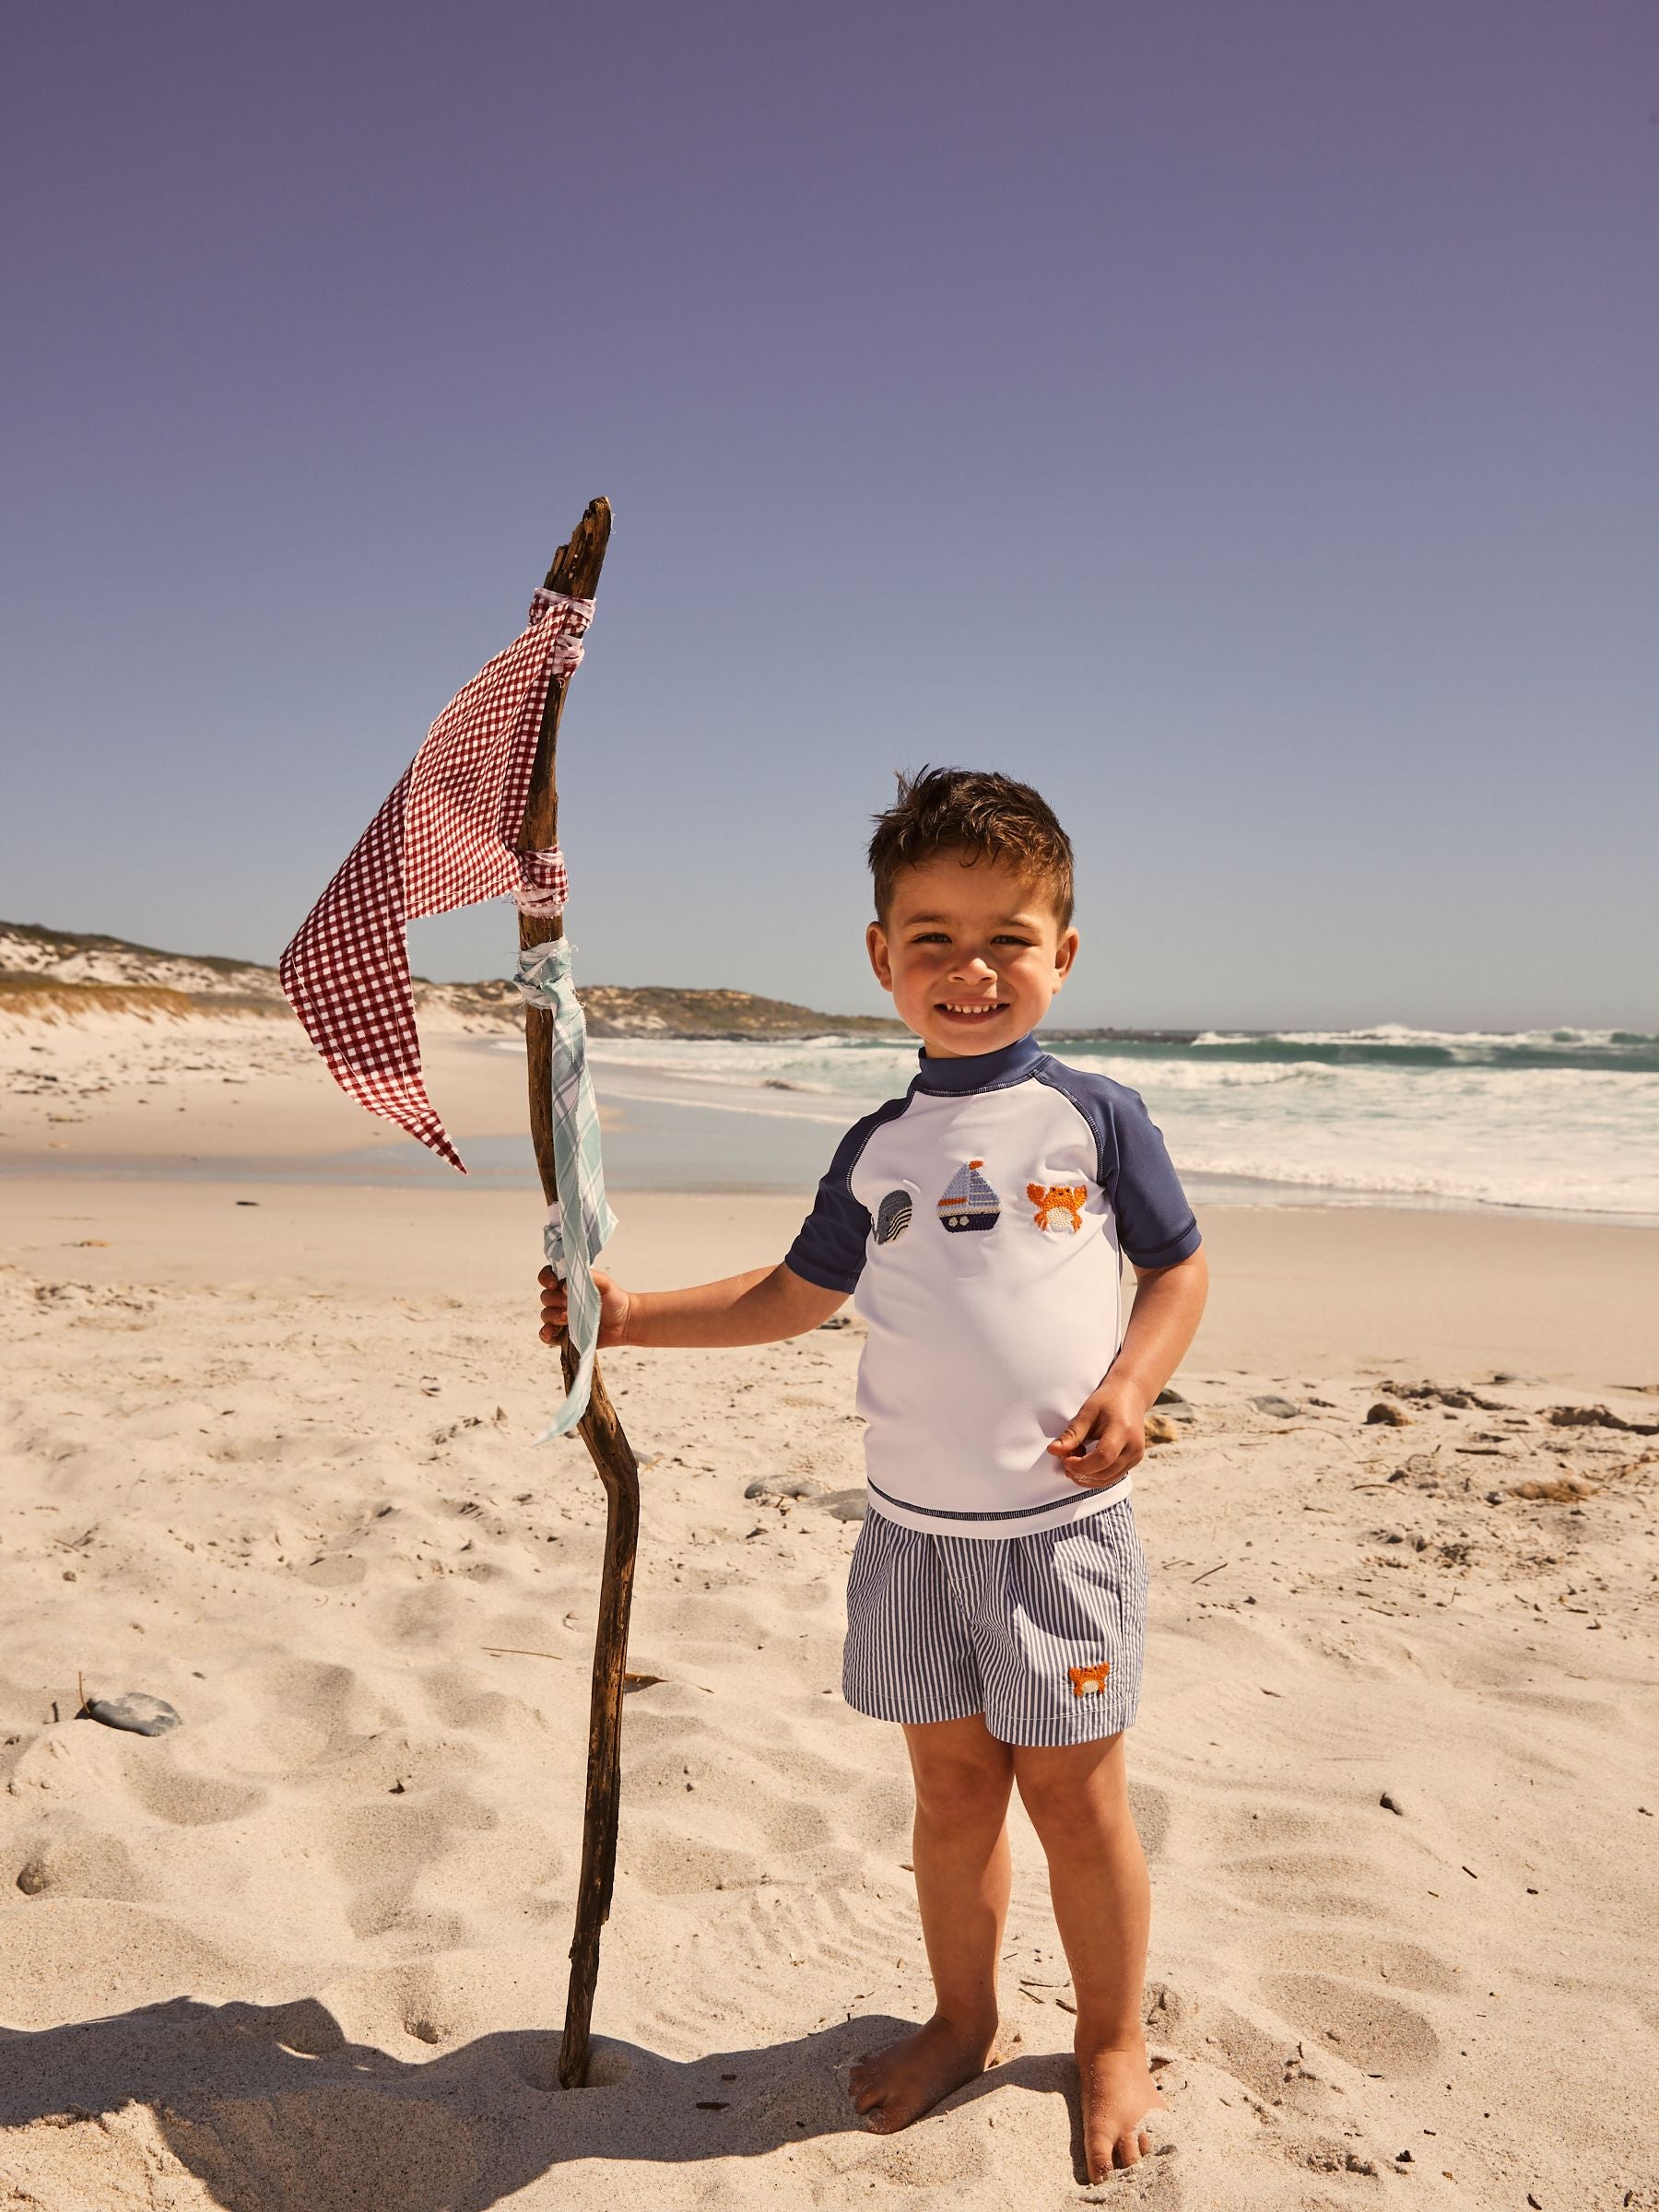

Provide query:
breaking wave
left=571, top=1026, right=1659, bottom=1220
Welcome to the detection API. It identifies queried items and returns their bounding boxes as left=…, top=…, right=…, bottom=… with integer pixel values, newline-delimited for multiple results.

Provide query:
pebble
left=85, top=1691, right=182, bottom=1736
left=1366, top=1401, right=1411, bottom=1426
left=1252, top=1394, right=1300, bottom=1418
left=743, top=1475, right=824, bottom=1500
left=1144, top=1414, right=1182, bottom=1445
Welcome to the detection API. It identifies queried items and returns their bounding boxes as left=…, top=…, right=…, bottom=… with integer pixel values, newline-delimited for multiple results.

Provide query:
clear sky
left=4, top=2, right=1655, bottom=1030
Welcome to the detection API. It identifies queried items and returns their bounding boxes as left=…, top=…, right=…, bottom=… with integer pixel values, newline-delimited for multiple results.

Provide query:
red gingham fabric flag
left=279, top=588, right=594, bottom=1171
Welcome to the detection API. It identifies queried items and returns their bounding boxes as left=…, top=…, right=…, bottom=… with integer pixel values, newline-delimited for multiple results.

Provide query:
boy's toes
left=842, top=2016, right=996, bottom=2136
left=847, top=2063, right=897, bottom=2122
left=1077, top=2044, right=1166, bottom=2182
left=1088, top=2126, right=1151, bottom=2179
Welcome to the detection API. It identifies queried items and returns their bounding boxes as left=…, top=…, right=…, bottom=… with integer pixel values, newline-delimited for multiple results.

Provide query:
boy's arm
left=1048, top=1247, right=1209, bottom=1488
left=538, top=1259, right=846, bottom=1350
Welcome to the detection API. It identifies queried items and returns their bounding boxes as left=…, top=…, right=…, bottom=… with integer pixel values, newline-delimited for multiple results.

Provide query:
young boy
left=537, top=769, right=1207, bottom=2180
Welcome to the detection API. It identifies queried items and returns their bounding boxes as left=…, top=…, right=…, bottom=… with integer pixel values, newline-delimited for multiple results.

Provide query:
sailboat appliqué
left=936, top=1159, right=1001, bottom=1235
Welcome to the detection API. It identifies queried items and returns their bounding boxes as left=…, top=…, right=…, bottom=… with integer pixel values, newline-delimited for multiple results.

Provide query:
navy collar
left=912, top=1032, right=1045, bottom=1096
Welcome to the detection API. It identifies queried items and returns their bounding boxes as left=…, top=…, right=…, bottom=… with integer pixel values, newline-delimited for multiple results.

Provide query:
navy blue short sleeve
left=1033, top=1061, right=1202, bottom=1269
left=784, top=1098, right=910, bottom=1295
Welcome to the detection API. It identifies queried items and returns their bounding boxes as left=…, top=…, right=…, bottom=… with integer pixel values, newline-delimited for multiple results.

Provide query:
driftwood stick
left=516, top=497, right=641, bottom=2090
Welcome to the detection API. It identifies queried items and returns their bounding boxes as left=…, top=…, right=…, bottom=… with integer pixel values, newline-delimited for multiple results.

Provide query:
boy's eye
left=908, top=931, right=1033, bottom=947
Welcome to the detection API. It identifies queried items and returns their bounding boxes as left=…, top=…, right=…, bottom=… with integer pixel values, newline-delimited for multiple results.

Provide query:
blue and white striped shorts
left=842, top=1497, right=1148, bottom=1747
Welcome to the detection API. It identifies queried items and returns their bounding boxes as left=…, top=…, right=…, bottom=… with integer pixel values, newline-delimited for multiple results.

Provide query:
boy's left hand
left=1048, top=1376, right=1149, bottom=1488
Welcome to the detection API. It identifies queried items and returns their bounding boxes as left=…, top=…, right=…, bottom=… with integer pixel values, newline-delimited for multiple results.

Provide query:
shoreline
left=7, top=1171, right=1657, bottom=1386
left=6, top=1013, right=1657, bottom=1225
left=5, top=1140, right=1656, bottom=1233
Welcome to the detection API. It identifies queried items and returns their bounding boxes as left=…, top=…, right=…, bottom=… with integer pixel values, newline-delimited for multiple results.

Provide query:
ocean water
left=550, top=1026, right=1659, bottom=1223
left=31, top=1026, right=1650, bottom=1223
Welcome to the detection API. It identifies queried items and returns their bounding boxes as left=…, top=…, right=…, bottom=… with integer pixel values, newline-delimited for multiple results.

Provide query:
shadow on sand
left=0, top=1994, right=1086, bottom=2207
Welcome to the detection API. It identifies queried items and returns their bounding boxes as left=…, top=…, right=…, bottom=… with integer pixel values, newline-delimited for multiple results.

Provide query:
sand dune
left=0, top=959, right=532, bottom=1166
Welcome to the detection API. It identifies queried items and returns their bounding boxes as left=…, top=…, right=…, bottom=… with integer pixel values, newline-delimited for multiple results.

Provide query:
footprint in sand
left=123, top=1762, right=265, bottom=1829
left=13, top=1821, right=148, bottom=1901
left=1278, top=1930, right=1460, bottom=1996
left=1201, top=2000, right=1302, bottom=2103
left=1128, top=1776, right=1171, bottom=1862
left=857, top=2124, right=992, bottom=2190
left=415, top=1666, right=514, bottom=1733
left=374, top=1583, right=462, bottom=1651
left=624, top=1829, right=771, bottom=1898
left=1259, top=1970, right=1441, bottom=2076
left=233, top=1657, right=385, bottom=1769
left=168, top=2077, right=492, bottom=2212
left=1224, top=1847, right=1393, bottom=1923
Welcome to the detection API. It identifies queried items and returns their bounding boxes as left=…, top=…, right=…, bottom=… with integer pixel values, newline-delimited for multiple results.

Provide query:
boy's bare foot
left=847, top=2011, right=999, bottom=2134
left=1077, top=2038, right=1167, bottom=2179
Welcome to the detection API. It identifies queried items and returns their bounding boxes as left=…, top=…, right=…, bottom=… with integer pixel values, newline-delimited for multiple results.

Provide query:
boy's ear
left=1053, top=926, right=1079, bottom=986
left=866, top=920, right=894, bottom=993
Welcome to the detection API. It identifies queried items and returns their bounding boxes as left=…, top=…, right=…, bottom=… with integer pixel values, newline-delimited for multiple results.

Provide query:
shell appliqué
left=875, top=1189, right=914, bottom=1244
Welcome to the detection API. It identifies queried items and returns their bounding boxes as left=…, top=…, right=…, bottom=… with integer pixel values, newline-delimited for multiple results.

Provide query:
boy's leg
left=848, top=1712, right=1014, bottom=2134
left=1013, top=1731, right=1165, bottom=2179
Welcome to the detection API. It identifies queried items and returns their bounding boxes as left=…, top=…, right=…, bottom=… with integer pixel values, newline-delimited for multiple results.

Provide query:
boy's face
left=866, top=852, right=1078, bottom=1059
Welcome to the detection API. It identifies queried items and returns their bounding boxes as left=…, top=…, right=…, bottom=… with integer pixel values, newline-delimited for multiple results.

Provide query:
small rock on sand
left=85, top=1691, right=182, bottom=1736
left=1367, top=1401, right=1411, bottom=1426
left=1252, top=1394, right=1300, bottom=1418
left=1144, top=1414, right=1182, bottom=1445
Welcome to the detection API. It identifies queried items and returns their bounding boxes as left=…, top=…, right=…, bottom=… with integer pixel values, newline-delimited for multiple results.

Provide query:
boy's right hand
left=537, top=1264, right=633, bottom=1348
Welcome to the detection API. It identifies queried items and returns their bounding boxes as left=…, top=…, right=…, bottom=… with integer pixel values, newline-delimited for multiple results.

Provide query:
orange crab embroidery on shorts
left=1028, top=1182, right=1087, bottom=1233
left=1067, top=1660, right=1112, bottom=1697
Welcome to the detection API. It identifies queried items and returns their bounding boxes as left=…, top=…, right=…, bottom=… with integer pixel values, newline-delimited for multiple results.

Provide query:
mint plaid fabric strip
left=514, top=937, right=618, bottom=1440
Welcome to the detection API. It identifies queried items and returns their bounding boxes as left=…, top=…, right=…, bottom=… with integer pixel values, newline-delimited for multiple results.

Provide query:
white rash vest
left=785, top=1034, right=1201, bottom=1538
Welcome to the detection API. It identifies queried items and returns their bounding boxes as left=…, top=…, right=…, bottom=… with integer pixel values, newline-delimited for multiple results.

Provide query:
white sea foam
left=563, top=1032, right=1659, bottom=1219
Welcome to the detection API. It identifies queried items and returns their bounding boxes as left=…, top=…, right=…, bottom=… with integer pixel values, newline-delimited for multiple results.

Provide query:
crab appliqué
left=1027, top=1181, right=1087, bottom=1233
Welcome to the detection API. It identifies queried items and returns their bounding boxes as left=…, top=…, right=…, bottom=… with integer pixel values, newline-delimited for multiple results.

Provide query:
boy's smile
left=866, top=852, right=1079, bottom=1059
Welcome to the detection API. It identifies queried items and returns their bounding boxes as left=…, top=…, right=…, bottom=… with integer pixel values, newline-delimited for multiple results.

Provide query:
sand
left=3, top=1011, right=1657, bottom=2209
left=0, top=995, right=524, bottom=1160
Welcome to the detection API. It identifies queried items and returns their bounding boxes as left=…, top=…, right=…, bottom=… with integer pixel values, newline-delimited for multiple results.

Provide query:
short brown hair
left=868, top=766, right=1075, bottom=926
